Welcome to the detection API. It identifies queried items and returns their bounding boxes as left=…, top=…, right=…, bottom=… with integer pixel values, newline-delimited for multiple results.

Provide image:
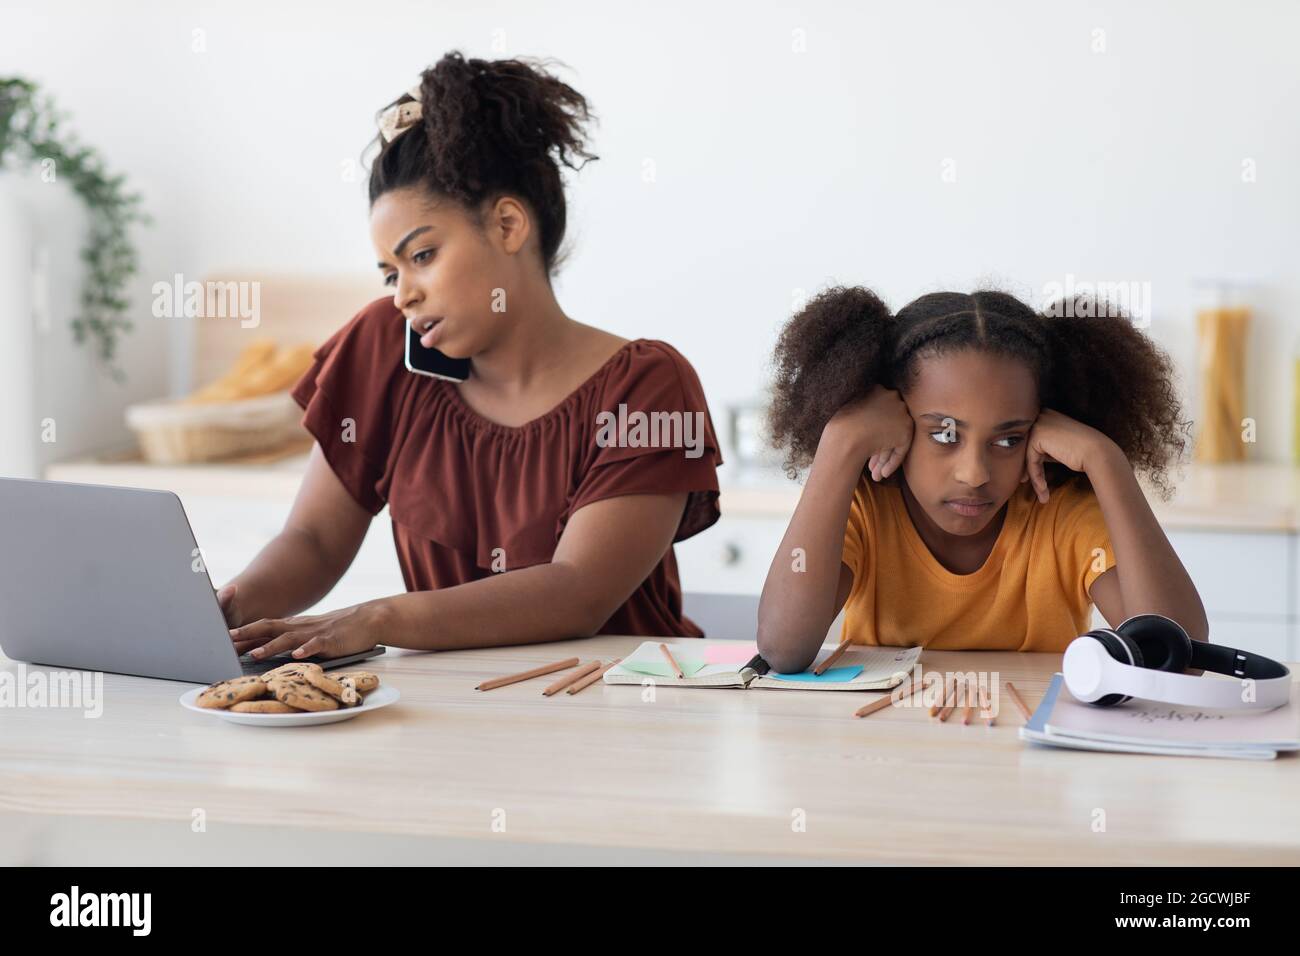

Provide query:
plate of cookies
left=180, top=662, right=398, bottom=726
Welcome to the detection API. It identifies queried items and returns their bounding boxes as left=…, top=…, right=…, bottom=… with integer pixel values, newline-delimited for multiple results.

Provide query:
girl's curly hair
left=367, top=51, right=598, bottom=275
left=767, top=286, right=1192, bottom=500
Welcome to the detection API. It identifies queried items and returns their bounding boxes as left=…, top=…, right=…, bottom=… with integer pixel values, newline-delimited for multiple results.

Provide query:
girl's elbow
left=757, top=621, right=816, bottom=674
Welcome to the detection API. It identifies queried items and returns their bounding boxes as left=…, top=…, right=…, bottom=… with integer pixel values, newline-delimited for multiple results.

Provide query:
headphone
left=1063, top=613, right=1292, bottom=711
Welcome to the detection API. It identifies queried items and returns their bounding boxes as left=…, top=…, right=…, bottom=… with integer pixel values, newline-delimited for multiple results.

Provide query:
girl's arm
left=756, top=433, right=862, bottom=673
left=757, top=386, right=914, bottom=673
left=1085, top=442, right=1210, bottom=642
left=1022, top=409, right=1209, bottom=643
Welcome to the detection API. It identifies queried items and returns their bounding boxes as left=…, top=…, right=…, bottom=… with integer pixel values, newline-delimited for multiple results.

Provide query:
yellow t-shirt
left=840, top=474, right=1114, bottom=652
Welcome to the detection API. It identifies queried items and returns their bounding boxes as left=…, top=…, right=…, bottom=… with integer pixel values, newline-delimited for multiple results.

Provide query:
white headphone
left=1063, top=613, right=1291, bottom=711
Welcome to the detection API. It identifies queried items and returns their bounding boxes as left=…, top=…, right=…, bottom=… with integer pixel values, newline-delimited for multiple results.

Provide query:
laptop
left=0, top=476, right=385, bottom=683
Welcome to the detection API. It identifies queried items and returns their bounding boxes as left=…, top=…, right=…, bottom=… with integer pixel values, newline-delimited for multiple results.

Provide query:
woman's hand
left=230, top=600, right=389, bottom=661
left=215, top=583, right=245, bottom=629
left=1022, top=408, right=1115, bottom=503
left=823, top=385, right=915, bottom=482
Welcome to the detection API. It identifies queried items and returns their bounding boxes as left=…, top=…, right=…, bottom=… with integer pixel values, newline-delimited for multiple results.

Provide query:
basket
left=125, top=391, right=305, bottom=464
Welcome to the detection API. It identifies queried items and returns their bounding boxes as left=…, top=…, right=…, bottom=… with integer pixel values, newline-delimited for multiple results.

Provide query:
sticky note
left=703, top=642, right=759, bottom=665
left=767, top=665, right=864, bottom=683
left=620, top=655, right=708, bottom=678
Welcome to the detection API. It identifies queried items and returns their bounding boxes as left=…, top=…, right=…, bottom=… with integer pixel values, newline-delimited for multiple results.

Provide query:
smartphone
left=404, top=321, right=470, bottom=382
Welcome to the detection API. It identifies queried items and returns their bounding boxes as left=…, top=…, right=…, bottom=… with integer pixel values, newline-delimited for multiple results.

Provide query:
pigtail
left=768, top=286, right=895, bottom=477
left=1040, top=296, right=1192, bottom=500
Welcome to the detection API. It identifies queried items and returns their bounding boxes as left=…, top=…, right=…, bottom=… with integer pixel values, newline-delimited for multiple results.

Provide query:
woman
left=219, top=51, right=722, bottom=660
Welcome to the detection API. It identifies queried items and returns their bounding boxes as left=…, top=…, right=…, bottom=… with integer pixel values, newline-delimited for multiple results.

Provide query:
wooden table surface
left=2, top=637, right=1297, bottom=865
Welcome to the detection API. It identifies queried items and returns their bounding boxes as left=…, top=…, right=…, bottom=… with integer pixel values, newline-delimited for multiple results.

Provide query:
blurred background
left=2, top=0, right=1298, bottom=655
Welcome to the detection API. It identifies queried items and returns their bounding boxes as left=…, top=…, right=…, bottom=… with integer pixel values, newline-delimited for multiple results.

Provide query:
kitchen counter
left=44, top=450, right=1300, bottom=532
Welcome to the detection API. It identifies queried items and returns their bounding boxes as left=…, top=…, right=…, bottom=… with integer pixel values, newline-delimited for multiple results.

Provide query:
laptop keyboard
left=238, top=652, right=328, bottom=675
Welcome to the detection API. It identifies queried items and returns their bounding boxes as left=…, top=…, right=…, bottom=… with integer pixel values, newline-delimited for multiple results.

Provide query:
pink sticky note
left=703, top=642, right=760, bottom=665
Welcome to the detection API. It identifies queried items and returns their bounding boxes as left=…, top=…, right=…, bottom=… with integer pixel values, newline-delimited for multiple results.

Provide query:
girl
left=218, top=51, right=722, bottom=661
left=756, top=286, right=1206, bottom=674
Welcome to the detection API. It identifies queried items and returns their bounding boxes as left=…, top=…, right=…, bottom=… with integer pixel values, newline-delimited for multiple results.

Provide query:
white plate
left=180, top=684, right=400, bottom=726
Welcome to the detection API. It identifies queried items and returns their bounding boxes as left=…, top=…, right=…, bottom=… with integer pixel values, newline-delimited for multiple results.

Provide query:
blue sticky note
left=767, top=665, right=864, bottom=683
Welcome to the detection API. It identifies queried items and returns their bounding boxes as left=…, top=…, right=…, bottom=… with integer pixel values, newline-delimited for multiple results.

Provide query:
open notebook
left=603, top=640, right=921, bottom=691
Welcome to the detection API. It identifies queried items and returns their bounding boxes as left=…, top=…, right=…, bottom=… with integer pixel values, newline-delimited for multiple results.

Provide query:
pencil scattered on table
left=813, top=638, right=853, bottom=676
left=1005, top=681, right=1033, bottom=722
left=979, top=682, right=995, bottom=726
left=476, top=656, right=580, bottom=691
left=853, top=676, right=922, bottom=718
left=542, top=660, right=601, bottom=696
left=930, top=676, right=954, bottom=718
left=567, top=658, right=621, bottom=696
left=658, top=643, right=684, bottom=679
left=937, top=678, right=959, bottom=722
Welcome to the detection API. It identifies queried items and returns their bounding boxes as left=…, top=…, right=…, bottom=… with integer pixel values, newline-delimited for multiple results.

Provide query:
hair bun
left=370, top=50, right=597, bottom=275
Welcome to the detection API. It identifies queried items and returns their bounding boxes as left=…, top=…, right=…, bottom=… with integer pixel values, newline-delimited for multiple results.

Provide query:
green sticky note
left=620, top=655, right=708, bottom=678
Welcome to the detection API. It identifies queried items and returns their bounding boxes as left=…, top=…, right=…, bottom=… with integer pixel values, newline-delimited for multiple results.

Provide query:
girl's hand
left=231, top=601, right=389, bottom=661
left=1022, top=408, right=1112, bottom=503
left=824, top=385, right=915, bottom=481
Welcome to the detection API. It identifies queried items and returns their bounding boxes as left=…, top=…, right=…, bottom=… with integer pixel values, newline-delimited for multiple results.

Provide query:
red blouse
left=290, top=297, right=723, bottom=637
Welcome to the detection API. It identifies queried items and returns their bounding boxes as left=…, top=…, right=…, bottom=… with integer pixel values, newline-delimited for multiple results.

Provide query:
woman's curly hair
left=767, top=286, right=1192, bottom=500
left=367, top=50, right=598, bottom=275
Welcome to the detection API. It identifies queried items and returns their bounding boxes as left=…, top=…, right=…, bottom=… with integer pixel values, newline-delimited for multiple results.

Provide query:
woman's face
left=370, top=187, right=531, bottom=359
left=898, top=349, right=1040, bottom=537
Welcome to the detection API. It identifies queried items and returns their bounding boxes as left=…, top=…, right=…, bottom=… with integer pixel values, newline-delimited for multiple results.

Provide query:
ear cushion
left=1118, top=613, right=1191, bottom=673
left=1087, top=629, right=1144, bottom=707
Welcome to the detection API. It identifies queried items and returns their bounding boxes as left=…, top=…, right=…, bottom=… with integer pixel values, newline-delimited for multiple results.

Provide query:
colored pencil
left=476, top=656, right=580, bottom=691
left=566, top=658, right=622, bottom=695
left=853, top=676, right=923, bottom=718
left=813, top=638, right=853, bottom=676
left=1005, top=681, right=1033, bottom=722
left=659, top=643, right=684, bottom=678
left=542, top=660, right=600, bottom=696
left=938, top=678, right=960, bottom=722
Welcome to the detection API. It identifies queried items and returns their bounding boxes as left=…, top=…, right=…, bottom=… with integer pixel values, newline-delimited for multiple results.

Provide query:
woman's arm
left=234, top=491, right=690, bottom=658
left=1084, top=443, right=1209, bottom=643
left=380, top=492, right=688, bottom=649
left=222, top=443, right=372, bottom=626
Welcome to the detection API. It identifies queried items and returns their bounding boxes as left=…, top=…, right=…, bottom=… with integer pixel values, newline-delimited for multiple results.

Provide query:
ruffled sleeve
left=289, top=297, right=409, bottom=516
left=565, top=340, right=723, bottom=541
left=1053, top=479, right=1116, bottom=603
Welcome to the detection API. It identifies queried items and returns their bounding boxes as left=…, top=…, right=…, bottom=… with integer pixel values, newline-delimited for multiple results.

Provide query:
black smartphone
left=404, top=321, right=470, bottom=382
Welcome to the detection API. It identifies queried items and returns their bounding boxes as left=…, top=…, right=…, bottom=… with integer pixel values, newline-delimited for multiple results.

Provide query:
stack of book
left=1021, top=673, right=1300, bottom=760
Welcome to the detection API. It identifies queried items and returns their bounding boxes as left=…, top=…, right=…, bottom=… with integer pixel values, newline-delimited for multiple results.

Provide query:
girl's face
left=899, top=349, right=1040, bottom=537
left=370, top=187, right=532, bottom=359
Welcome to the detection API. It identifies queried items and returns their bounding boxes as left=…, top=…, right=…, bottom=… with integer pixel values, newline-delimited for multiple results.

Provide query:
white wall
left=4, top=0, right=1298, bottom=460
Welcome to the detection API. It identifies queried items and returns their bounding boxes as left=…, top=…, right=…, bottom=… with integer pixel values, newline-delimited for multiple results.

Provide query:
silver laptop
left=0, top=477, right=385, bottom=683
